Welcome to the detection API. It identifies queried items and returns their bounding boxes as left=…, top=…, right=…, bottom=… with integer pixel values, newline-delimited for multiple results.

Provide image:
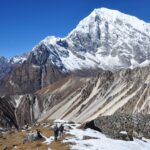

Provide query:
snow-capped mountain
left=9, top=53, right=28, bottom=64
left=0, top=7, right=150, bottom=95
left=31, top=7, right=150, bottom=72
left=1, top=7, right=150, bottom=77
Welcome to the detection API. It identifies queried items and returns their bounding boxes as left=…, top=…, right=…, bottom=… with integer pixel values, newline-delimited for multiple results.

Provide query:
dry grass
left=0, top=123, right=70, bottom=150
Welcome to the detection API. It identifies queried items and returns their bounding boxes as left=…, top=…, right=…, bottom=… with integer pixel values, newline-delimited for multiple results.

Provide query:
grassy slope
left=0, top=123, right=70, bottom=150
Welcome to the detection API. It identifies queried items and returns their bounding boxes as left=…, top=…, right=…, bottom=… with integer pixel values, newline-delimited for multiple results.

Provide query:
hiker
left=59, top=124, right=64, bottom=138
left=54, top=124, right=59, bottom=141
left=36, top=129, right=43, bottom=139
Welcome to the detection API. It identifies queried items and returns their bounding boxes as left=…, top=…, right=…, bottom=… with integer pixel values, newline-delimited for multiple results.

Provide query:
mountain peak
left=93, top=7, right=118, bottom=14
left=92, top=7, right=150, bottom=35
left=42, top=36, right=59, bottom=45
left=29, top=7, right=150, bottom=72
left=70, top=7, right=150, bottom=37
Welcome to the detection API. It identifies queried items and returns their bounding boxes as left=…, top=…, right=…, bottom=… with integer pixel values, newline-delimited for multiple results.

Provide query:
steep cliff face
left=0, top=96, right=18, bottom=129
left=0, top=94, right=43, bottom=128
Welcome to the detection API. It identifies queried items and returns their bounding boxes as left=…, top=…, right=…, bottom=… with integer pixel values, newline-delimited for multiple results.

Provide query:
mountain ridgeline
left=0, top=8, right=150, bottom=128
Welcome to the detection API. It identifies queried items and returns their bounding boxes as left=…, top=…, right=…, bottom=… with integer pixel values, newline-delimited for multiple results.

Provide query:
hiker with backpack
left=54, top=124, right=59, bottom=141
left=59, top=124, right=64, bottom=138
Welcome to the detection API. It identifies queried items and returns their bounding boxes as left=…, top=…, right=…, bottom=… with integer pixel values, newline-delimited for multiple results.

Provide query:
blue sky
left=0, top=0, right=150, bottom=58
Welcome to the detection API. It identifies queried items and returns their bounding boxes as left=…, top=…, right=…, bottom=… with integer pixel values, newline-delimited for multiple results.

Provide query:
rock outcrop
left=85, top=113, right=150, bottom=140
left=0, top=94, right=43, bottom=129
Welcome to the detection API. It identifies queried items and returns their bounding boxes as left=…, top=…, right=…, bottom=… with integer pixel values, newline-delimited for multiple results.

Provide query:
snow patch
left=120, top=131, right=128, bottom=135
left=42, top=119, right=150, bottom=150
left=42, top=135, right=54, bottom=145
left=64, top=128, right=150, bottom=150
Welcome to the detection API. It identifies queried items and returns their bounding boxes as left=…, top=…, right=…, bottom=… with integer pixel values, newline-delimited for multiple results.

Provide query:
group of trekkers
left=23, top=123, right=64, bottom=144
left=53, top=123, right=64, bottom=141
left=35, top=123, right=64, bottom=142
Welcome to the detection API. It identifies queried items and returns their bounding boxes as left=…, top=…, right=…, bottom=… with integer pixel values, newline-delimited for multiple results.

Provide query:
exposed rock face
left=85, top=113, right=150, bottom=139
left=0, top=96, right=18, bottom=129
left=0, top=50, right=67, bottom=95
left=0, top=94, right=43, bottom=128
left=0, top=66, right=149, bottom=128
left=38, top=66, right=149, bottom=123
left=0, top=75, right=94, bottom=128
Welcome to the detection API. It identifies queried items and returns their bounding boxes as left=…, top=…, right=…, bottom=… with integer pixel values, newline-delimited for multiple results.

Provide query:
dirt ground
left=0, top=124, right=70, bottom=150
